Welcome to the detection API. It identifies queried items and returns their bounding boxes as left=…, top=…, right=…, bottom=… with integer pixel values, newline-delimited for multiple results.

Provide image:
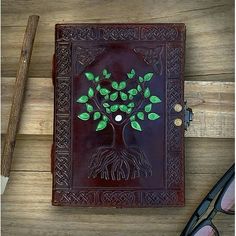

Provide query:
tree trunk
left=111, top=123, right=127, bottom=148
left=88, top=122, right=152, bottom=180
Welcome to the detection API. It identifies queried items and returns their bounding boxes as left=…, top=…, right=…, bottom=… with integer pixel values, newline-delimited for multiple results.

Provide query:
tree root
left=88, top=146, right=152, bottom=180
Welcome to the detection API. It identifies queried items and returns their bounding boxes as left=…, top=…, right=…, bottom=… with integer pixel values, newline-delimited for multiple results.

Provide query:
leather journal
left=52, top=23, right=186, bottom=207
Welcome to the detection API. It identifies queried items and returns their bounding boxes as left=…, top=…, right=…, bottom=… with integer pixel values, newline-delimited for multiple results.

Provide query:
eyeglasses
left=180, top=164, right=235, bottom=236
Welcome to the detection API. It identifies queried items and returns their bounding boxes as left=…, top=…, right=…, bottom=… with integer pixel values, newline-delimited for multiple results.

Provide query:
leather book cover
left=52, top=23, right=186, bottom=207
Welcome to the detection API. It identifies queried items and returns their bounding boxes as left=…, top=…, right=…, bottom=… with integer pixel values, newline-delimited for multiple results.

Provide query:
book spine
left=51, top=54, right=55, bottom=174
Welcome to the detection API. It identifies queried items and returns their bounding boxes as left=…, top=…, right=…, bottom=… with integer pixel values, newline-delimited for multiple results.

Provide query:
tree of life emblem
left=76, top=68, right=162, bottom=181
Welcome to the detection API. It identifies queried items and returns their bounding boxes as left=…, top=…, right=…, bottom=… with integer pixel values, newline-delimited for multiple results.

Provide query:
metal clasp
left=184, top=101, right=193, bottom=131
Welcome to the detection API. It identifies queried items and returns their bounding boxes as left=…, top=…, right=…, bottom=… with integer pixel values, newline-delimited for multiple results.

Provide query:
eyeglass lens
left=193, top=225, right=217, bottom=236
left=221, top=178, right=235, bottom=213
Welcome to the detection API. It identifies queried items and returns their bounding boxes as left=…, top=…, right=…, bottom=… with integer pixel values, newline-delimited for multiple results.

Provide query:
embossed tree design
left=76, top=68, right=161, bottom=180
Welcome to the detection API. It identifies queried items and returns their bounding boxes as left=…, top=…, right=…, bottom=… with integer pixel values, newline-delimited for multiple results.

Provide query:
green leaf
left=137, top=112, right=144, bottom=120
left=103, top=103, right=110, bottom=108
left=129, top=95, right=134, bottom=100
left=96, top=84, right=101, bottom=91
left=103, top=115, right=109, bottom=122
left=85, top=72, right=94, bottom=81
left=128, top=102, right=135, bottom=108
left=145, top=104, right=152, bottom=112
left=144, top=73, right=154, bottom=81
left=93, top=112, right=101, bottom=120
left=105, top=73, right=111, bottom=79
left=139, top=76, right=144, bottom=83
left=106, top=108, right=111, bottom=114
left=120, top=92, right=128, bottom=101
left=102, top=69, right=108, bottom=76
left=102, top=69, right=111, bottom=78
left=112, top=81, right=119, bottom=90
left=144, top=88, right=150, bottom=98
left=127, top=73, right=133, bottom=79
left=127, top=69, right=135, bottom=79
left=110, top=92, right=118, bottom=101
left=100, top=88, right=110, bottom=95
left=96, top=120, right=107, bottom=131
left=130, top=115, right=135, bottom=121
left=137, top=84, right=142, bottom=92
left=77, top=95, right=88, bottom=103
left=88, top=87, right=94, bottom=97
left=104, top=94, right=109, bottom=100
left=86, top=103, right=93, bottom=112
left=150, top=96, right=161, bottom=103
left=78, top=112, right=90, bottom=120
left=119, top=105, right=128, bottom=112
left=94, top=76, right=100, bottom=82
left=110, top=104, right=119, bottom=112
left=148, top=113, right=160, bottom=120
left=119, top=81, right=126, bottom=90
left=128, top=89, right=138, bottom=96
left=127, top=108, right=132, bottom=114
left=131, top=121, right=142, bottom=131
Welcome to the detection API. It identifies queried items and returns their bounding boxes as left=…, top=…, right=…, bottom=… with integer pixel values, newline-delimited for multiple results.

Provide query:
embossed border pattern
left=53, top=190, right=184, bottom=207
left=53, top=42, right=72, bottom=190
left=166, top=44, right=184, bottom=190
left=53, top=24, right=185, bottom=207
left=56, top=24, right=184, bottom=42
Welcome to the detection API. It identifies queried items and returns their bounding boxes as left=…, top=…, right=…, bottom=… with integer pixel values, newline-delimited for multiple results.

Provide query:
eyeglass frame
left=180, top=164, right=235, bottom=236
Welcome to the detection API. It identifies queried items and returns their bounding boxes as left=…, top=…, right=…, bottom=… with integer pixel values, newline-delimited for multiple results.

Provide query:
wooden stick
left=1, top=15, right=39, bottom=194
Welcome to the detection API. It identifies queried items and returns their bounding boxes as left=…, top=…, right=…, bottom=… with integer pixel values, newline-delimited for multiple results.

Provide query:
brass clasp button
left=174, top=104, right=182, bottom=112
left=174, top=118, right=182, bottom=127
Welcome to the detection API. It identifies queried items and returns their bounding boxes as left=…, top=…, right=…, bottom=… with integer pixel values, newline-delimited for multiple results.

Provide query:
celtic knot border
left=166, top=45, right=185, bottom=190
left=53, top=190, right=184, bottom=207
left=54, top=42, right=72, bottom=189
left=56, top=24, right=185, bottom=42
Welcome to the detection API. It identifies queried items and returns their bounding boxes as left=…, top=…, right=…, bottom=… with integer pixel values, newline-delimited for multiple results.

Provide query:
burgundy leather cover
left=52, top=23, right=186, bottom=207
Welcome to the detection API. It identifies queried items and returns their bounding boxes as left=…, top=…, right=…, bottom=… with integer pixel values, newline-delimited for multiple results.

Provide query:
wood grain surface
left=1, top=0, right=234, bottom=79
left=1, top=0, right=235, bottom=235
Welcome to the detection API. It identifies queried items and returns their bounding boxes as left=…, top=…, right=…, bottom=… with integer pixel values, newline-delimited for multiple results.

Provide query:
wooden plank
left=2, top=77, right=53, bottom=136
left=2, top=136, right=234, bottom=174
left=185, top=81, right=235, bottom=138
left=1, top=0, right=234, bottom=78
left=1, top=168, right=234, bottom=236
left=1, top=77, right=234, bottom=138
left=2, top=0, right=232, bottom=25
left=1, top=136, right=52, bottom=172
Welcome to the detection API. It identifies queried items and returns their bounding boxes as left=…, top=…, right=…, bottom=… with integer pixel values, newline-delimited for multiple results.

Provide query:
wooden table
left=1, top=0, right=234, bottom=235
